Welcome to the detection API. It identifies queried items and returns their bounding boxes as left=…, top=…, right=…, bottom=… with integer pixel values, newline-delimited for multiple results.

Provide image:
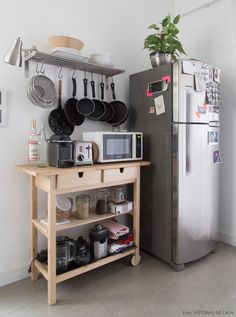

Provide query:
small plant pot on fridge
left=150, top=52, right=172, bottom=68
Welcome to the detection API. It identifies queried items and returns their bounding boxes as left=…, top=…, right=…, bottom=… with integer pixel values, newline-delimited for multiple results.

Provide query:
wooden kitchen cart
left=17, top=161, right=150, bottom=305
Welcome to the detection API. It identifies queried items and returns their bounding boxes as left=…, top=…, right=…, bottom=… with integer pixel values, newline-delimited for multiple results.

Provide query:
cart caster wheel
left=131, top=254, right=141, bottom=266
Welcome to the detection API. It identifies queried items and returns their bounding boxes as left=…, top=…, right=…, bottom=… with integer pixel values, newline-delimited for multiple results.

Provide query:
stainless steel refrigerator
left=129, top=59, right=220, bottom=271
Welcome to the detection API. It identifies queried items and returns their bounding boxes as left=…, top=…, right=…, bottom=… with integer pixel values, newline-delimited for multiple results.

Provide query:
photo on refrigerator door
left=213, top=149, right=222, bottom=164
left=208, top=131, right=219, bottom=145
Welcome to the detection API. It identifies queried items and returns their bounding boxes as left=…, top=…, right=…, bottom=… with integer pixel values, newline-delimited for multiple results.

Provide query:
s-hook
left=35, top=62, right=45, bottom=74
left=72, top=69, right=76, bottom=78
left=58, top=66, right=63, bottom=79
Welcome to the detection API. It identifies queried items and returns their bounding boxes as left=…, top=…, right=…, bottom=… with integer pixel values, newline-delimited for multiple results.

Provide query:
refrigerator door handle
left=182, top=88, right=189, bottom=176
left=181, top=88, right=188, bottom=123
left=147, top=77, right=170, bottom=95
left=182, top=124, right=192, bottom=177
left=182, top=124, right=187, bottom=176
left=209, top=121, right=220, bottom=128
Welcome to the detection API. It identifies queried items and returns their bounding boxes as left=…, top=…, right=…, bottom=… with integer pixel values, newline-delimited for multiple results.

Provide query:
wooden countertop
left=16, top=160, right=151, bottom=176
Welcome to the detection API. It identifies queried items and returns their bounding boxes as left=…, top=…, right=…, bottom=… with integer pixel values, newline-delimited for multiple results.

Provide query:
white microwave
left=83, top=132, right=143, bottom=163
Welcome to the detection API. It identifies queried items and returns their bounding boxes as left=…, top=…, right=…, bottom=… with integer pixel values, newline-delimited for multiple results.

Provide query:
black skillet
left=48, top=79, right=74, bottom=135
left=76, top=76, right=95, bottom=116
left=64, top=77, right=85, bottom=126
left=107, top=81, right=128, bottom=126
left=88, top=78, right=106, bottom=120
left=99, top=80, right=114, bottom=122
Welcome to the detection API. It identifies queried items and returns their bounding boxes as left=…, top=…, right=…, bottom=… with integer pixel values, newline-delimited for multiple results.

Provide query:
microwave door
left=103, top=134, right=132, bottom=161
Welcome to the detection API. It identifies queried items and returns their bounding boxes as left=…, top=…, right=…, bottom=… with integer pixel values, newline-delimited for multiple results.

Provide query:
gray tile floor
left=1, top=243, right=236, bottom=317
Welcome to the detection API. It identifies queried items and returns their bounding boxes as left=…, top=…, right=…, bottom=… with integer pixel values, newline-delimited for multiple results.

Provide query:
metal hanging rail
left=181, top=0, right=223, bottom=17
left=24, top=50, right=125, bottom=77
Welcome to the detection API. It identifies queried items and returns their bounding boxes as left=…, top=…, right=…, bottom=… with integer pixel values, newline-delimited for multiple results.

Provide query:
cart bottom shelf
left=34, top=248, right=136, bottom=284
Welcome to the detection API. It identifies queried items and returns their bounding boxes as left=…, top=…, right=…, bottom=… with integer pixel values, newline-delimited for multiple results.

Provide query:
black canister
left=96, top=188, right=110, bottom=214
left=75, top=236, right=91, bottom=266
left=89, top=224, right=109, bottom=260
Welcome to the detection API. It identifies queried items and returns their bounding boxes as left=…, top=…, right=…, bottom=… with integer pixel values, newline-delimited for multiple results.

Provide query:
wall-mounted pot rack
left=24, top=49, right=125, bottom=77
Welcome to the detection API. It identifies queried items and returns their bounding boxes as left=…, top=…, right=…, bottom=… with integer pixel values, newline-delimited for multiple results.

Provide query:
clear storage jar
left=110, top=185, right=126, bottom=203
left=56, top=196, right=72, bottom=221
left=96, top=188, right=110, bottom=214
left=76, top=194, right=90, bottom=220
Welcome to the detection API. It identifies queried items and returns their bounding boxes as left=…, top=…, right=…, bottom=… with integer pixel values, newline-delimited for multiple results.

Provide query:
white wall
left=0, top=0, right=173, bottom=286
left=174, top=0, right=236, bottom=245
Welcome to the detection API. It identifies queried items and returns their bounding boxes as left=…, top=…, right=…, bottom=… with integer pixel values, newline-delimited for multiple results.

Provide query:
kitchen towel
left=101, top=219, right=129, bottom=240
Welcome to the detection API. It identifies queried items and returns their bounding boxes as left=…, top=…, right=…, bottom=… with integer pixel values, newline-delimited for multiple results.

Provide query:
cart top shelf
left=16, top=161, right=151, bottom=177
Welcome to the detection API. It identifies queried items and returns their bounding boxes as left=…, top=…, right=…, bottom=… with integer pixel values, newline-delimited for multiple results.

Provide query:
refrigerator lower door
left=172, top=123, right=219, bottom=265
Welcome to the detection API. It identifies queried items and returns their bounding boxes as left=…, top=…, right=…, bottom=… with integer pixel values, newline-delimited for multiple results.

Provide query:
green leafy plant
left=144, top=14, right=186, bottom=61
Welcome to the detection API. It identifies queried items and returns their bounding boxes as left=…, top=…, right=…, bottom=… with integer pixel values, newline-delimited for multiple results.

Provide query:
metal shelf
left=24, top=50, right=125, bottom=77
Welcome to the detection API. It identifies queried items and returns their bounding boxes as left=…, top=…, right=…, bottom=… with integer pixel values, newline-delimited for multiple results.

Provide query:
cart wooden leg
left=47, top=176, right=57, bottom=305
left=132, top=167, right=141, bottom=266
left=30, top=176, right=38, bottom=281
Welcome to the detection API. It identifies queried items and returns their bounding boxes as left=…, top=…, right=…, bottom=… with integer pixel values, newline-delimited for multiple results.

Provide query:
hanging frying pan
left=76, top=75, right=95, bottom=116
left=107, top=81, right=128, bottom=126
left=98, top=77, right=114, bottom=122
left=88, top=76, right=106, bottom=120
left=64, top=77, right=85, bottom=126
left=48, top=79, right=74, bottom=135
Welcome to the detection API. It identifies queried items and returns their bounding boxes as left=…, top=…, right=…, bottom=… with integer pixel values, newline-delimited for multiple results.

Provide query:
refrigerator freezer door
left=173, top=60, right=220, bottom=124
left=172, top=124, right=219, bottom=264
left=178, top=87, right=219, bottom=124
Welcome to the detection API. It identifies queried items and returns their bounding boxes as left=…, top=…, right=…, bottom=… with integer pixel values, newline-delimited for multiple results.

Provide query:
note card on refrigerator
left=154, top=95, right=165, bottom=116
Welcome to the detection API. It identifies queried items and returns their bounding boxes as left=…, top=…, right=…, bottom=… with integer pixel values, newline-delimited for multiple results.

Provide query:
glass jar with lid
left=56, top=195, right=72, bottom=221
left=110, top=185, right=126, bottom=203
left=76, top=194, right=90, bottom=220
left=96, top=188, right=110, bottom=214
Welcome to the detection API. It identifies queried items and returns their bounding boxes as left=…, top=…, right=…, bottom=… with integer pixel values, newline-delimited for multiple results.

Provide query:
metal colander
left=27, top=74, right=56, bottom=108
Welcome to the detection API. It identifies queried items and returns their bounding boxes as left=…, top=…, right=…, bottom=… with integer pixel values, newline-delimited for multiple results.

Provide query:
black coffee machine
left=48, top=135, right=74, bottom=168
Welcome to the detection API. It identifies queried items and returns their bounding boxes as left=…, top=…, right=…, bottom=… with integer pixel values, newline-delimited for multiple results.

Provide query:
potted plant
left=144, top=14, right=186, bottom=67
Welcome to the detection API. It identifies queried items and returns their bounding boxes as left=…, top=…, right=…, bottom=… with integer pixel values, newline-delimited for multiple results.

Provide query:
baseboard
left=219, top=231, right=236, bottom=247
left=0, top=265, right=29, bottom=287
